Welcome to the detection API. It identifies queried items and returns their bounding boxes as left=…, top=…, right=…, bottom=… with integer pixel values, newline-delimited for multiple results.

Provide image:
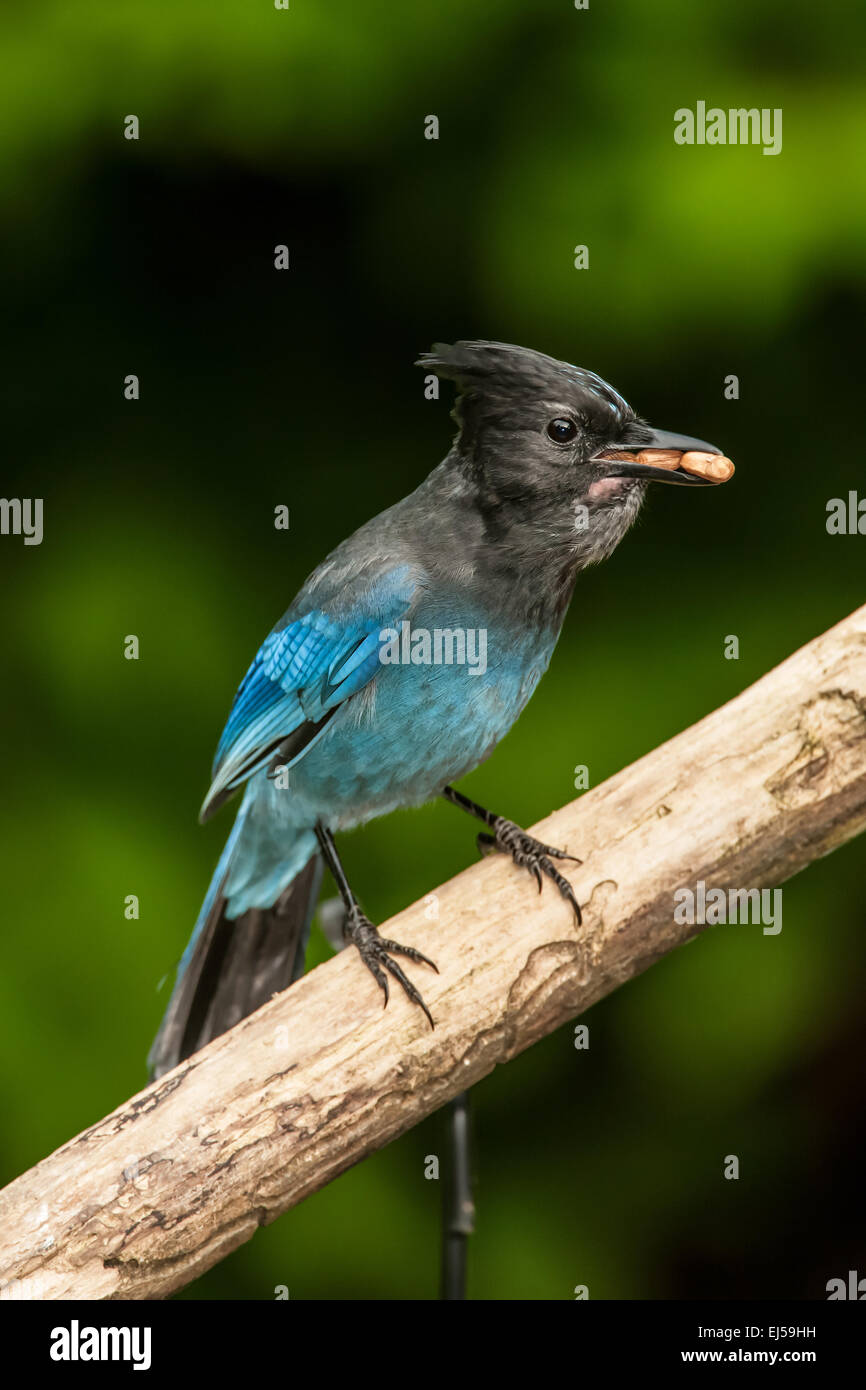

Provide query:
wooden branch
left=2, top=605, right=865, bottom=1301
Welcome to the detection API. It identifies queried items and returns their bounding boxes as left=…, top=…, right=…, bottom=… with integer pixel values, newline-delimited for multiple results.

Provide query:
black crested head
left=414, top=336, right=722, bottom=614
left=418, top=340, right=631, bottom=408
left=417, top=340, right=640, bottom=470
left=415, top=339, right=725, bottom=582
left=416, top=340, right=652, bottom=560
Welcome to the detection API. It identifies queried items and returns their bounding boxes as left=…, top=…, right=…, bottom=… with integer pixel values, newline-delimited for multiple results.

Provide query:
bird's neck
left=415, top=454, right=643, bottom=632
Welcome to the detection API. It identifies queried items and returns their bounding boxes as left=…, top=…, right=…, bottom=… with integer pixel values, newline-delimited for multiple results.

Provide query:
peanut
left=679, top=451, right=735, bottom=481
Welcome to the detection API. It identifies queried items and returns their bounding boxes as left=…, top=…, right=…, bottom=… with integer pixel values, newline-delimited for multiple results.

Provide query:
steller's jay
left=148, top=340, right=725, bottom=1078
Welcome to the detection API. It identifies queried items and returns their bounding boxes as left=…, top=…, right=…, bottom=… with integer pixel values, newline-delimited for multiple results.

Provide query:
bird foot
left=477, top=820, right=583, bottom=925
left=343, top=907, right=438, bottom=1029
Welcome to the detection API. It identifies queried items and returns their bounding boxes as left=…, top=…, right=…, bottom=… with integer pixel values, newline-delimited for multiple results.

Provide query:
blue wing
left=200, top=567, right=417, bottom=820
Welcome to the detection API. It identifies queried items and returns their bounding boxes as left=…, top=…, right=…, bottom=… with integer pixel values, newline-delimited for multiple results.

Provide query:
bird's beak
left=594, top=427, right=734, bottom=487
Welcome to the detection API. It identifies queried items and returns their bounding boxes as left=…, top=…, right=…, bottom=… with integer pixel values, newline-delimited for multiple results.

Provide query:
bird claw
left=343, top=908, right=437, bottom=1029
left=477, top=820, right=583, bottom=926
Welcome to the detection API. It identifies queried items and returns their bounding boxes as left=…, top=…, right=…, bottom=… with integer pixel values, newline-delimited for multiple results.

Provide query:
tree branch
left=2, top=605, right=865, bottom=1301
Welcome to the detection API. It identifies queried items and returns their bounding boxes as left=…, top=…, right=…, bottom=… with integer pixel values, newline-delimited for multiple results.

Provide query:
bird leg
left=314, top=823, right=438, bottom=1028
left=441, top=785, right=582, bottom=925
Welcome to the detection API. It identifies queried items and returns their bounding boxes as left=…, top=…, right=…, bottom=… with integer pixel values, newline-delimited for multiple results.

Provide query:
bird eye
left=547, top=417, right=577, bottom=444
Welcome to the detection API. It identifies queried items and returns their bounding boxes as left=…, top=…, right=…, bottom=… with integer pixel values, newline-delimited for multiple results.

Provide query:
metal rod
left=440, top=1090, right=474, bottom=1299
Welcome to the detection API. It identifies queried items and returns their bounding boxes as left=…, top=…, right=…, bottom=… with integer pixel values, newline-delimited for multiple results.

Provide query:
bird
left=148, top=340, right=726, bottom=1078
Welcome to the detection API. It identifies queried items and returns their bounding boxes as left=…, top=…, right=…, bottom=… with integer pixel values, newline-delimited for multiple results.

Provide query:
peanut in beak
left=678, top=451, right=735, bottom=481
left=602, top=448, right=735, bottom=482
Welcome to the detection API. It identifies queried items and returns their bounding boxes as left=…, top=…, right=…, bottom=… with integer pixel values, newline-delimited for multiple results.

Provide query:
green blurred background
left=1, top=0, right=864, bottom=1299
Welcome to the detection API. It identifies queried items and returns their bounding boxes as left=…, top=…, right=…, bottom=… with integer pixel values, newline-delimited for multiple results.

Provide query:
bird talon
left=379, top=938, right=439, bottom=973
left=477, top=816, right=583, bottom=925
left=345, top=909, right=436, bottom=1026
left=540, top=844, right=582, bottom=866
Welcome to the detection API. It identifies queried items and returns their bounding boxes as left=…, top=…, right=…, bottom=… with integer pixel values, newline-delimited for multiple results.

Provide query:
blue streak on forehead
left=561, top=361, right=631, bottom=415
